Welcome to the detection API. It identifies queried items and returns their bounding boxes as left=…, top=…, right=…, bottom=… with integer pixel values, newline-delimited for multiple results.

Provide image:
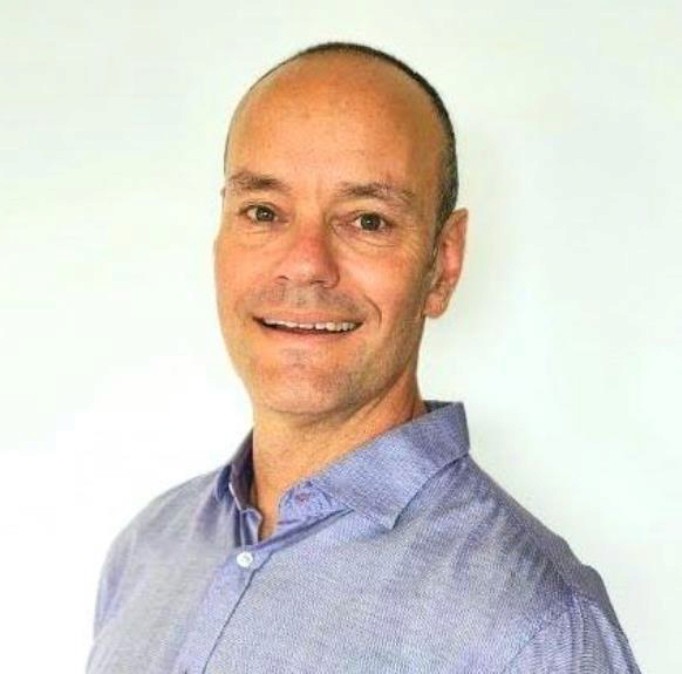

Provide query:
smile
left=257, top=317, right=361, bottom=334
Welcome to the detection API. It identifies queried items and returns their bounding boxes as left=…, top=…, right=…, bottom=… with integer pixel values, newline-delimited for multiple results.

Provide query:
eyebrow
left=224, top=171, right=417, bottom=213
left=336, top=181, right=417, bottom=213
left=225, top=170, right=292, bottom=195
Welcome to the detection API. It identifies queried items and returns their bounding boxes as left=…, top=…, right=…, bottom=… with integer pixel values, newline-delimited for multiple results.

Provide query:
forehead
left=225, top=55, right=443, bottom=208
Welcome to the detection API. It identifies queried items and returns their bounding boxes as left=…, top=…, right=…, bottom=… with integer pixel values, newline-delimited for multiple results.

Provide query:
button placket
left=175, top=547, right=271, bottom=673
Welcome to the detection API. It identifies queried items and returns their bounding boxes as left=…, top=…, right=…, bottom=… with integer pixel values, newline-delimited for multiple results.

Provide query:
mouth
left=255, top=316, right=362, bottom=335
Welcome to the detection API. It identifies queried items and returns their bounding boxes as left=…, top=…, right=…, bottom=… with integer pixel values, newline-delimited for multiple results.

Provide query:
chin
left=265, top=397, right=338, bottom=418
left=250, top=369, right=362, bottom=418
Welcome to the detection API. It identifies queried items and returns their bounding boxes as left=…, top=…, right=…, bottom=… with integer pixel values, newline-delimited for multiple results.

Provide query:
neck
left=247, top=381, right=427, bottom=532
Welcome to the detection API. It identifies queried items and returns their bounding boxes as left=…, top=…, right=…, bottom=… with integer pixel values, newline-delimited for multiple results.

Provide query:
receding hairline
left=224, top=42, right=459, bottom=226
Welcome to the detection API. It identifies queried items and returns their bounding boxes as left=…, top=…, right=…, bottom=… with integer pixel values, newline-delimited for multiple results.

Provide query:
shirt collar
left=214, top=401, right=470, bottom=530
left=214, top=430, right=254, bottom=508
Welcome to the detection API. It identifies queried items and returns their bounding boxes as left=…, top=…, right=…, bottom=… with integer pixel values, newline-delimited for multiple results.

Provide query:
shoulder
left=433, top=455, right=616, bottom=609
left=474, top=458, right=615, bottom=609
left=92, top=467, right=224, bottom=631
left=410, top=455, right=638, bottom=668
left=113, top=468, right=223, bottom=549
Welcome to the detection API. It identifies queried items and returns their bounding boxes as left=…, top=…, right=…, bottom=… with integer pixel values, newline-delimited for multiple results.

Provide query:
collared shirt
left=87, top=402, right=640, bottom=673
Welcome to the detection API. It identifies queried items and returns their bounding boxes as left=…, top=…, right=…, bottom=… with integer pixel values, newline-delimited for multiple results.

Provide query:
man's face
left=214, top=55, right=464, bottom=419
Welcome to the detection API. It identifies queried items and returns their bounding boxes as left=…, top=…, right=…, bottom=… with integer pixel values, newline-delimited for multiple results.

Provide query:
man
left=87, top=43, right=640, bottom=673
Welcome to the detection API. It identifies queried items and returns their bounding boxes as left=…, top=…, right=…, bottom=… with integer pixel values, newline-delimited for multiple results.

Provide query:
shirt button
left=236, top=551, right=254, bottom=568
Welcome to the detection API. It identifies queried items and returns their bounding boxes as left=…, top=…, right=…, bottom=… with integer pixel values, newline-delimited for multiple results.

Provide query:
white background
left=1, top=1, right=679, bottom=672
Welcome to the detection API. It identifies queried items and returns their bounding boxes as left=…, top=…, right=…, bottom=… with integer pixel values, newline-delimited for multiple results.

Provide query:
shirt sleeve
left=503, top=594, right=641, bottom=673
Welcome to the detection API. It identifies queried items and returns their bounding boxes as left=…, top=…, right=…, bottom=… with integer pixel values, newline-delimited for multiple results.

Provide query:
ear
left=423, top=208, right=468, bottom=318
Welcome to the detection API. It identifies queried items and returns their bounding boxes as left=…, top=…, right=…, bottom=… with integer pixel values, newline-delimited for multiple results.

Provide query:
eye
left=244, top=205, right=276, bottom=222
left=356, top=212, right=387, bottom=232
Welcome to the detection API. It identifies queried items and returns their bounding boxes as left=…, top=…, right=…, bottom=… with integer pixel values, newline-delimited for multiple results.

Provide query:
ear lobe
left=423, top=208, right=468, bottom=319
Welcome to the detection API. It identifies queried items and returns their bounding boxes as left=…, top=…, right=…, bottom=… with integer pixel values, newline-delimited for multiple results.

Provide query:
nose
left=274, top=220, right=341, bottom=288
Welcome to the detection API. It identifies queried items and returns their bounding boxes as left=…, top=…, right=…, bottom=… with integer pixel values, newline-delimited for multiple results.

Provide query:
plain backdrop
left=1, top=1, right=680, bottom=672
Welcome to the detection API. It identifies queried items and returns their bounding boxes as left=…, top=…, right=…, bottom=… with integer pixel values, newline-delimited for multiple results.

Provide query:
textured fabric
left=87, top=402, right=640, bottom=673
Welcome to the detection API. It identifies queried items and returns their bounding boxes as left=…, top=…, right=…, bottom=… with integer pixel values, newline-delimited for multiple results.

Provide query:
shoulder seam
left=498, top=593, right=626, bottom=674
left=500, top=599, right=571, bottom=674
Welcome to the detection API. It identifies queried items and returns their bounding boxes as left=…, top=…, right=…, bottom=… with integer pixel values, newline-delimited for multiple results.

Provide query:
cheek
left=351, top=258, right=430, bottom=330
left=214, top=238, right=249, bottom=320
left=215, top=230, right=257, bottom=284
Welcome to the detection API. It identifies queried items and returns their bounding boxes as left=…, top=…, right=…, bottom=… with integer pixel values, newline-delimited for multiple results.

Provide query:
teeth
left=262, top=318, right=358, bottom=332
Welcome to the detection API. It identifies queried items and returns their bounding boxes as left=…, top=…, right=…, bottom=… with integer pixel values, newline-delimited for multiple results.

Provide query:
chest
left=89, top=509, right=541, bottom=674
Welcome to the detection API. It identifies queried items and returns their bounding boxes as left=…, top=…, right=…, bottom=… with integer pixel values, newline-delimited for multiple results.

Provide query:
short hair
left=227, top=42, right=459, bottom=229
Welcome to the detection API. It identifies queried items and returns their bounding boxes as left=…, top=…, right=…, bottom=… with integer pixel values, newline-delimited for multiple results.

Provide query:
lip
left=256, top=313, right=362, bottom=325
left=253, top=315, right=362, bottom=338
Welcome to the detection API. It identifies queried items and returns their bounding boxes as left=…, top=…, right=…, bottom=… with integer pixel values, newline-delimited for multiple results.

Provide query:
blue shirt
left=87, top=402, right=640, bottom=673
